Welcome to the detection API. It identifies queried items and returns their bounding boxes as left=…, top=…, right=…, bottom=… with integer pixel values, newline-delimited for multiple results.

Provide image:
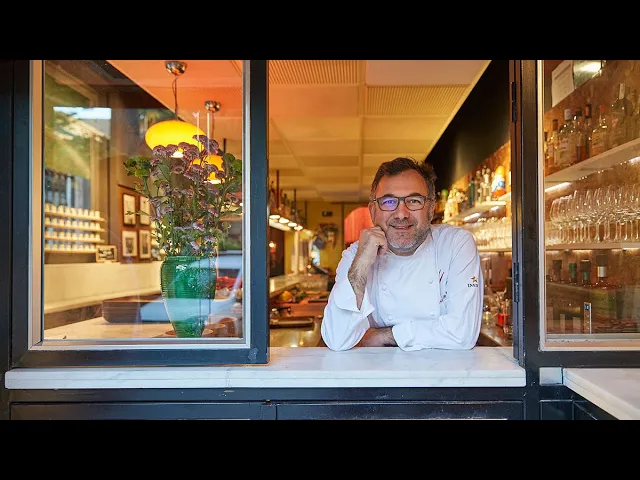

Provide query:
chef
left=321, top=157, right=483, bottom=351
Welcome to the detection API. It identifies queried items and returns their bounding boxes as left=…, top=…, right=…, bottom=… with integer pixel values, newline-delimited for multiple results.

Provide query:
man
left=321, top=157, right=483, bottom=351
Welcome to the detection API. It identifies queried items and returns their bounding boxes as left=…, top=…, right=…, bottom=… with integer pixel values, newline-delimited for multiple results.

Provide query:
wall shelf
left=45, top=210, right=105, bottom=222
left=444, top=201, right=507, bottom=224
left=44, top=223, right=105, bottom=233
left=546, top=242, right=640, bottom=251
left=545, top=137, right=640, bottom=185
left=478, top=247, right=512, bottom=253
left=45, top=236, right=105, bottom=244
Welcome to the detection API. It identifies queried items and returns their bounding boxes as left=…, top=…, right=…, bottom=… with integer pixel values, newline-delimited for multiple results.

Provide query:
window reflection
left=41, top=60, right=245, bottom=342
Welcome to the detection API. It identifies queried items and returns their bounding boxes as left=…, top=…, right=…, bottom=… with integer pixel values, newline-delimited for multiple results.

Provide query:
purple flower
left=172, top=165, right=185, bottom=174
left=152, top=145, right=167, bottom=156
left=189, top=241, right=200, bottom=252
left=192, top=221, right=205, bottom=232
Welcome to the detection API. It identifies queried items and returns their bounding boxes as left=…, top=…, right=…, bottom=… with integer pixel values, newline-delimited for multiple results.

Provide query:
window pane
left=541, top=60, right=640, bottom=347
left=41, top=60, right=247, bottom=344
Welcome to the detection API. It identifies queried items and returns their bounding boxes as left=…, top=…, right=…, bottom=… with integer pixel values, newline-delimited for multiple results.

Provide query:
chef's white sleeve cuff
left=392, top=322, right=420, bottom=351
left=332, top=279, right=375, bottom=318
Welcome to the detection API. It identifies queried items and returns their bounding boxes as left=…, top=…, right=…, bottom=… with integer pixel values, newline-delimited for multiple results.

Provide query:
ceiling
left=108, top=60, right=490, bottom=204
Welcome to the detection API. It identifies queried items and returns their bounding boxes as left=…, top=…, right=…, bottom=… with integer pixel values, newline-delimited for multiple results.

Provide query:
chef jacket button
left=388, top=315, right=393, bottom=320
left=430, top=312, right=436, bottom=317
left=381, top=285, right=387, bottom=291
left=428, top=279, right=434, bottom=285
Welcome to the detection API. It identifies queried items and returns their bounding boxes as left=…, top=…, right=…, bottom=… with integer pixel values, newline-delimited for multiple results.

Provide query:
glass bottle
left=590, top=254, right=619, bottom=331
left=559, top=262, right=583, bottom=333
left=583, top=103, right=593, bottom=160
left=610, top=83, right=632, bottom=148
left=580, top=259, right=593, bottom=334
left=590, top=104, right=610, bottom=157
left=571, top=107, right=587, bottom=164
left=547, top=119, right=559, bottom=174
left=556, top=108, right=575, bottom=168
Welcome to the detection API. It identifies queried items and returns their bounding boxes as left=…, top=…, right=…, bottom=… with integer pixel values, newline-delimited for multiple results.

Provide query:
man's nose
left=393, top=200, right=410, bottom=217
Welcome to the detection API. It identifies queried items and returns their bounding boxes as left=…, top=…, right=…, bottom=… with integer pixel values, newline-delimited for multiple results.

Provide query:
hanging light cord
left=172, top=75, right=179, bottom=119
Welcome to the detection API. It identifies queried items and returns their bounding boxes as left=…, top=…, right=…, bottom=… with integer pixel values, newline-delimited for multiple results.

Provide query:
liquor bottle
left=590, top=254, right=619, bottom=329
left=590, top=104, right=610, bottom=157
left=474, top=170, right=482, bottom=205
left=610, top=83, right=632, bottom=148
left=467, top=173, right=476, bottom=208
left=543, top=131, right=551, bottom=175
left=580, top=259, right=593, bottom=334
left=571, top=107, right=587, bottom=164
left=547, top=119, right=559, bottom=174
left=583, top=103, right=594, bottom=159
left=558, top=262, right=583, bottom=334
left=52, top=171, right=60, bottom=206
left=556, top=108, right=575, bottom=168
left=58, top=173, right=67, bottom=207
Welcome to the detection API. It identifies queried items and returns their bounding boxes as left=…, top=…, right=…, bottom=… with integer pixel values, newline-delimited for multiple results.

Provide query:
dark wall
left=425, top=60, right=511, bottom=193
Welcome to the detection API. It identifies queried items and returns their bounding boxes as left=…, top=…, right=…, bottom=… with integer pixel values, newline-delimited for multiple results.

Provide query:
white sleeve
left=321, top=243, right=376, bottom=351
left=391, top=229, right=483, bottom=351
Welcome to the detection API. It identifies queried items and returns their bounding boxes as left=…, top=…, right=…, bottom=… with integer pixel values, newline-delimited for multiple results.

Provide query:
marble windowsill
left=4, top=346, right=525, bottom=390
left=563, top=368, right=640, bottom=420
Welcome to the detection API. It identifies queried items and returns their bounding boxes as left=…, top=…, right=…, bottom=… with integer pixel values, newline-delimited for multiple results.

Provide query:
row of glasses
left=465, top=217, right=512, bottom=249
left=548, top=184, right=640, bottom=245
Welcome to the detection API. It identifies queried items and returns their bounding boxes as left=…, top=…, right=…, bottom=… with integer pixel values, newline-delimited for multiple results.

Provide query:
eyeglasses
left=373, top=195, right=434, bottom=212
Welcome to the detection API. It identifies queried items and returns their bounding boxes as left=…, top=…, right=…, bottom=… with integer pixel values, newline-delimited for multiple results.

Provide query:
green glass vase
left=160, top=256, right=217, bottom=338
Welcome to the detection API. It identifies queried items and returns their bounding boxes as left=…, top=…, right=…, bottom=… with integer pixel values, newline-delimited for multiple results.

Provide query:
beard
left=384, top=219, right=431, bottom=253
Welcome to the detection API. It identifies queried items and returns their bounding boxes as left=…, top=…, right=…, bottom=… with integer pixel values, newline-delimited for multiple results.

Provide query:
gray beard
left=388, top=226, right=430, bottom=254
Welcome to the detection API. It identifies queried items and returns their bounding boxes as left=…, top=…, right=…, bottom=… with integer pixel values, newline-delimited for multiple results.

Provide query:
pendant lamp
left=144, top=61, right=205, bottom=152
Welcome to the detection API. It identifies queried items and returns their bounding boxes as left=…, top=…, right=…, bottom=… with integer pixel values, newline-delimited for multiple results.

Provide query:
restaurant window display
left=36, top=60, right=251, bottom=349
left=540, top=60, right=640, bottom=349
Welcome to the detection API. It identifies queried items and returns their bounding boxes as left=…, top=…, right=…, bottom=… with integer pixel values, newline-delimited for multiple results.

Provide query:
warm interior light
left=278, top=217, right=290, bottom=224
left=288, top=221, right=298, bottom=228
left=145, top=119, right=206, bottom=151
left=294, top=225, right=303, bottom=231
left=269, top=213, right=281, bottom=220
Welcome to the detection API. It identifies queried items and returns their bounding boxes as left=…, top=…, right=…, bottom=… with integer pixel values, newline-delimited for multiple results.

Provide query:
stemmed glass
left=603, top=185, right=618, bottom=242
left=592, top=187, right=606, bottom=242
left=571, top=190, right=586, bottom=244
left=581, top=189, right=594, bottom=243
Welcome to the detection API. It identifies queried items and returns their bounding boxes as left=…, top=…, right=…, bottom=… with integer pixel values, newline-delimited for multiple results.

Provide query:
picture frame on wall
left=139, top=196, right=150, bottom=225
left=122, top=230, right=138, bottom=258
left=123, top=193, right=136, bottom=226
left=139, top=230, right=151, bottom=259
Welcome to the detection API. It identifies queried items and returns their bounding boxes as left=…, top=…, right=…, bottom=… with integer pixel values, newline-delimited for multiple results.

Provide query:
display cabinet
left=539, top=60, right=640, bottom=349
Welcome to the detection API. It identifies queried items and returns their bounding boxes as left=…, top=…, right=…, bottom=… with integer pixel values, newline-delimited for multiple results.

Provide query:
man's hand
left=348, top=226, right=387, bottom=308
left=356, top=327, right=397, bottom=347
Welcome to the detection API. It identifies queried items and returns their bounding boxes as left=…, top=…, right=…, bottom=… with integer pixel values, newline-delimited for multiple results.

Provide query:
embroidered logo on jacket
left=468, top=275, right=479, bottom=288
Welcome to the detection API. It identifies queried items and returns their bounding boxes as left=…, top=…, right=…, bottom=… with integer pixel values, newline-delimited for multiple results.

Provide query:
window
left=16, top=60, right=268, bottom=365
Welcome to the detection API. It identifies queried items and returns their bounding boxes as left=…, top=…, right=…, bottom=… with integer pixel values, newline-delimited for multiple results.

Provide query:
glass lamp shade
left=145, top=119, right=206, bottom=150
left=192, top=154, right=224, bottom=183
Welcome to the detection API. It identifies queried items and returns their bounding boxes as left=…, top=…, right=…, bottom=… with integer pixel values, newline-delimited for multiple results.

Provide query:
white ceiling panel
left=269, top=86, right=360, bottom=117
left=366, top=60, right=490, bottom=86
left=288, top=140, right=361, bottom=157
left=300, top=156, right=360, bottom=168
left=363, top=139, right=433, bottom=155
left=305, top=167, right=360, bottom=178
left=363, top=117, right=445, bottom=140
left=273, top=117, right=361, bottom=140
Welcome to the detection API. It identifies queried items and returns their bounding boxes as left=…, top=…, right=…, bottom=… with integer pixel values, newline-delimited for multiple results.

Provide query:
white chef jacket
left=321, top=224, right=483, bottom=351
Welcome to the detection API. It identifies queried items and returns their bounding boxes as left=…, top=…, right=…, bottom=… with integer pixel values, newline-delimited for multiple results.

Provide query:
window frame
left=10, top=59, right=269, bottom=367
left=515, top=59, right=640, bottom=369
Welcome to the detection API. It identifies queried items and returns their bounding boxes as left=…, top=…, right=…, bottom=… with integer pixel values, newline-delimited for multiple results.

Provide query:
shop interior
left=41, top=59, right=517, bottom=347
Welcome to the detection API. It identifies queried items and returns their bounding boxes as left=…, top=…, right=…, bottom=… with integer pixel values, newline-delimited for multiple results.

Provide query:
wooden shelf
left=444, top=201, right=507, bottom=224
left=546, top=242, right=640, bottom=250
left=44, top=249, right=97, bottom=254
left=45, top=236, right=105, bottom=244
left=478, top=247, right=512, bottom=253
left=45, top=210, right=105, bottom=222
left=545, top=137, right=640, bottom=185
left=44, top=223, right=105, bottom=233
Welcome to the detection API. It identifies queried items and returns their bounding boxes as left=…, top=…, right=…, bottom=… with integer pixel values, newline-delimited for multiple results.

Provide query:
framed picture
left=139, top=230, right=151, bottom=259
left=123, top=193, right=136, bottom=226
left=95, top=245, right=118, bottom=263
left=122, top=230, right=138, bottom=258
left=139, top=196, right=150, bottom=225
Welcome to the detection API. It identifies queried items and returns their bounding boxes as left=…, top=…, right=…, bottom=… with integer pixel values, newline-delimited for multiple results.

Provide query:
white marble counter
left=563, top=368, right=640, bottom=420
left=4, top=346, right=525, bottom=390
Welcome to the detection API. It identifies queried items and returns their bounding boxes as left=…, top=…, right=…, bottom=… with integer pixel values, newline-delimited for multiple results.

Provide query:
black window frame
left=5, top=59, right=269, bottom=368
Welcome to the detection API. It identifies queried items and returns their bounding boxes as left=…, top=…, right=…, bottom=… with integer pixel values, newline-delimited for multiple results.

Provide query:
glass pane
left=41, top=60, right=246, bottom=343
left=541, top=60, right=640, bottom=345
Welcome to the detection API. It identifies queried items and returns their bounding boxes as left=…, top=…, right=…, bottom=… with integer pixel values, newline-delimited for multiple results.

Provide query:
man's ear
left=368, top=202, right=375, bottom=222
